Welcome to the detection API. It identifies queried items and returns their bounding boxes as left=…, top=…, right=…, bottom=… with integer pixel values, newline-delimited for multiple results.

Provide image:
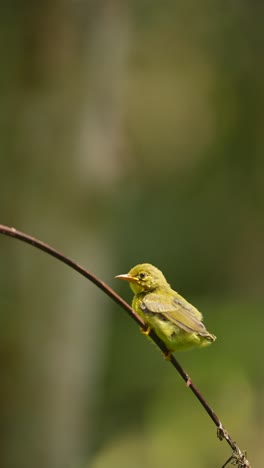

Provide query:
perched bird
left=115, top=263, right=216, bottom=358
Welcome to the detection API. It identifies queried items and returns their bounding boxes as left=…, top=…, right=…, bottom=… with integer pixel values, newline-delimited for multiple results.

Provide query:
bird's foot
left=140, top=325, right=151, bottom=336
left=164, top=350, right=172, bottom=361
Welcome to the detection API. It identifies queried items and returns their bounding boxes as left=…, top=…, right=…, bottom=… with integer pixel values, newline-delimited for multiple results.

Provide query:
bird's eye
left=139, top=272, right=146, bottom=280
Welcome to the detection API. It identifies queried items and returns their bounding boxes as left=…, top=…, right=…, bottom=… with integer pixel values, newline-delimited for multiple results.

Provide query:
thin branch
left=0, top=224, right=251, bottom=468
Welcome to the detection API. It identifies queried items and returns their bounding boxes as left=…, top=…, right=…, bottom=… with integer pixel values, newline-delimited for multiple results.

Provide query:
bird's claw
left=140, top=325, right=151, bottom=336
left=164, top=350, right=172, bottom=361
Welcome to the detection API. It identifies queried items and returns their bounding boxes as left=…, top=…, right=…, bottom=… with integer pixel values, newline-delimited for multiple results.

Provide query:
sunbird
left=116, top=263, right=216, bottom=358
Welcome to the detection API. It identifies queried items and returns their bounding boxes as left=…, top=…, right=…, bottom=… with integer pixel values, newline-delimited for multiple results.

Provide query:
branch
left=0, top=224, right=251, bottom=468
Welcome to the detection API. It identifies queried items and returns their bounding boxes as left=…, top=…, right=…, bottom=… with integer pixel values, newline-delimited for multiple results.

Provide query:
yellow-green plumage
left=116, top=263, right=216, bottom=353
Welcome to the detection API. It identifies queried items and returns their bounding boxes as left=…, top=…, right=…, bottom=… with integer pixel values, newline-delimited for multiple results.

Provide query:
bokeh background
left=0, top=2, right=263, bottom=467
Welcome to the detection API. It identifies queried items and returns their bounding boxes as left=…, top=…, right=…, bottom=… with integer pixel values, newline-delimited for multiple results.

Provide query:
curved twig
left=0, top=224, right=251, bottom=468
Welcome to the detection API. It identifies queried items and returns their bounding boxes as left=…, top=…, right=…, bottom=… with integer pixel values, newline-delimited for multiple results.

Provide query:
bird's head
left=115, top=263, right=168, bottom=294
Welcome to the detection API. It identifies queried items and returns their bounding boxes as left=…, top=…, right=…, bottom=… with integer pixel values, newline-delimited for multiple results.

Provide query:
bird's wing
left=141, top=293, right=209, bottom=336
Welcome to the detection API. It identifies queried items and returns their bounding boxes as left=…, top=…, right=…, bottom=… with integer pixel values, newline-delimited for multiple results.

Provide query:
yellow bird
left=116, top=263, right=216, bottom=358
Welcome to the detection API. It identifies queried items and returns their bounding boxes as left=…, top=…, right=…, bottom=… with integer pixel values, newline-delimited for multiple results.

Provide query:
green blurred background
left=0, top=2, right=263, bottom=467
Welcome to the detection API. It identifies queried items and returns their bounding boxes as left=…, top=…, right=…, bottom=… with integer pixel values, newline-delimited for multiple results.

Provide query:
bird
left=115, top=263, right=216, bottom=359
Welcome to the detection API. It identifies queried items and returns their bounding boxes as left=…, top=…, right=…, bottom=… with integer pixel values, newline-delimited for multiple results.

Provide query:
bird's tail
left=206, top=333, right=217, bottom=342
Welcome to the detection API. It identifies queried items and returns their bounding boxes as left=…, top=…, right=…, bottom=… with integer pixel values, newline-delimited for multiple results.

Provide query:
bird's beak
left=115, top=273, right=138, bottom=283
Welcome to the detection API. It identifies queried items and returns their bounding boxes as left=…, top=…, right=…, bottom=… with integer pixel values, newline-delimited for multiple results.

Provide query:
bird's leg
left=140, top=325, right=152, bottom=336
